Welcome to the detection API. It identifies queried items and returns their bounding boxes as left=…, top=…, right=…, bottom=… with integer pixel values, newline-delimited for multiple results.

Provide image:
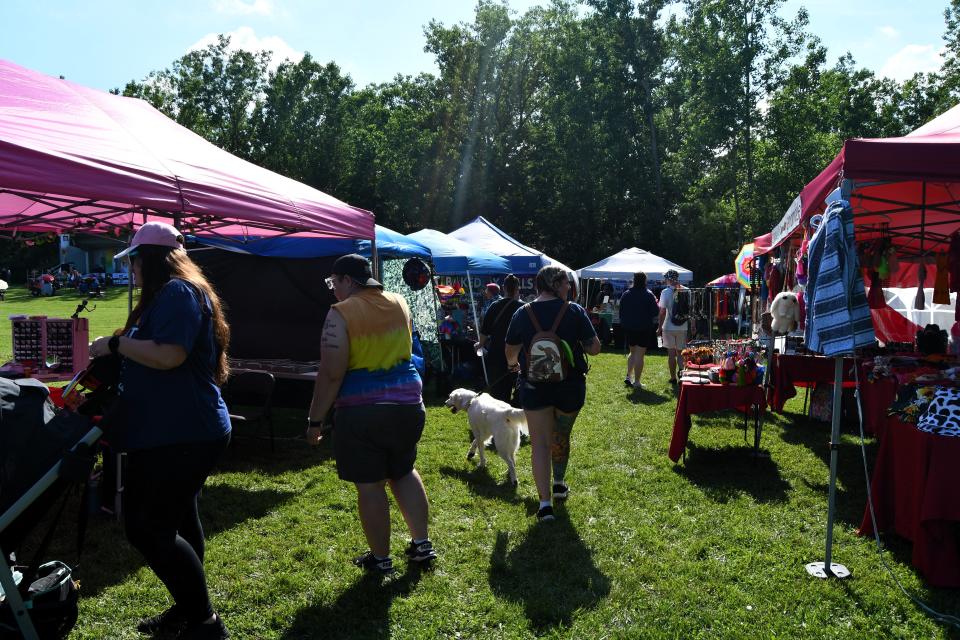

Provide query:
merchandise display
left=3, top=315, right=89, bottom=379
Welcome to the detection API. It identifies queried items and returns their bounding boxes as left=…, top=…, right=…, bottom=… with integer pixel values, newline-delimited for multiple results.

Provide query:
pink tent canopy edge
left=0, top=58, right=374, bottom=240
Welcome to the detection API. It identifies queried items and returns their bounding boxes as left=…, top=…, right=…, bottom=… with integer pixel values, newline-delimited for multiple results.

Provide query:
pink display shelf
left=4, top=315, right=89, bottom=380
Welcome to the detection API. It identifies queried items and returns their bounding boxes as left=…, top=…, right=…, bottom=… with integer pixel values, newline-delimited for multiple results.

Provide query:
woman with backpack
left=504, top=266, right=600, bottom=522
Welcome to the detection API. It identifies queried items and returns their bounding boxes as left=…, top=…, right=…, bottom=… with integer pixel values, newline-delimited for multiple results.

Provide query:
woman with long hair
left=504, top=266, right=600, bottom=521
left=89, top=222, right=231, bottom=640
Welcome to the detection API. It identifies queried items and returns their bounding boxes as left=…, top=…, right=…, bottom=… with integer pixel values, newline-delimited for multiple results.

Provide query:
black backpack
left=670, top=288, right=691, bottom=325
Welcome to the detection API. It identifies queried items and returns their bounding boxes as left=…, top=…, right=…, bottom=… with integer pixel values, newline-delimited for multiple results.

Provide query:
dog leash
left=479, top=369, right=519, bottom=396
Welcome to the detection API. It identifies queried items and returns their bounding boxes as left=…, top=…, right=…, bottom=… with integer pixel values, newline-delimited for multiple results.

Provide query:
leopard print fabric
left=916, top=386, right=960, bottom=437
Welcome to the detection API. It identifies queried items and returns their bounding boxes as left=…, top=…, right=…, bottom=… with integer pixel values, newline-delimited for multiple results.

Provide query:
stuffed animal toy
left=770, top=291, right=801, bottom=335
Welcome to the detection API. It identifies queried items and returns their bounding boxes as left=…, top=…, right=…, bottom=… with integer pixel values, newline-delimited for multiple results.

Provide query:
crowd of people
left=83, top=222, right=691, bottom=639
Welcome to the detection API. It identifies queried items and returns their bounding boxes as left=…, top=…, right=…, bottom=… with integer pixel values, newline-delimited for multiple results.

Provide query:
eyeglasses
left=324, top=276, right=336, bottom=290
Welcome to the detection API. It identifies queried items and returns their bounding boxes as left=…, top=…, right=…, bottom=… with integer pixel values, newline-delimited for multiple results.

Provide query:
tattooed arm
left=308, top=309, right=349, bottom=427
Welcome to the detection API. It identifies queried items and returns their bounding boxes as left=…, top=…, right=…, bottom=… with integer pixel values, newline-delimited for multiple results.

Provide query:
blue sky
left=0, top=0, right=950, bottom=92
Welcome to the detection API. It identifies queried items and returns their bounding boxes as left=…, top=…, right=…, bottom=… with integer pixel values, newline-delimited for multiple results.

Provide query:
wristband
left=308, top=420, right=324, bottom=428
left=108, top=335, right=121, bottom=356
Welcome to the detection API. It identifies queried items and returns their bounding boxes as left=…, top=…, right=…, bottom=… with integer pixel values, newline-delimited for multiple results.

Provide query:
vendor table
left=859, top=417, right=960, bottom=588
left=669, top=382, right=767, bottom=462
left=768, top=353, right=856, bottom=412
left=856, top=375, right=899, bottom=440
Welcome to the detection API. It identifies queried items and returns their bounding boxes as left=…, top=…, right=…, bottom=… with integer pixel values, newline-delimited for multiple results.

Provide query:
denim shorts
left=518, top=376, right=587, bottom=413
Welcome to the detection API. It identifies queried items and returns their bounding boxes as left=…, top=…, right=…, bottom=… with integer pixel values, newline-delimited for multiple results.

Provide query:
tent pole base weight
left=805, top=562, right=850, bottom=579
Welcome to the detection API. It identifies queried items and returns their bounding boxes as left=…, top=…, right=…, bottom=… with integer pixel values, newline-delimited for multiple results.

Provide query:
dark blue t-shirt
left=619, top=286, right=659, bottom=330
left=117, top=279, right=231, bottom=451
left=505, top=299, right=597, bottom=379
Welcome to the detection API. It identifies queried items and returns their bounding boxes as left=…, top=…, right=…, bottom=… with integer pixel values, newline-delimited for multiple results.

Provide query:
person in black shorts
left=618, top=272, right=659, bottom=389
left=306, top=255, right=435, bottom=575
left=477, top=274, right=523, bottom=405
left=505, top=266, right=600, bottom=521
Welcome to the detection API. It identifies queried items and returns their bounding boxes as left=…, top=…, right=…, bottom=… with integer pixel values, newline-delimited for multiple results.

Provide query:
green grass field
left=0, top=285, right=131, bottom=364
left=3, top=289, right=959, bottom=639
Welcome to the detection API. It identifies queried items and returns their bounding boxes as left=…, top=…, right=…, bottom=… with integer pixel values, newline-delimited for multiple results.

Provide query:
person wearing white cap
left=89, top=221, right=231, bottom=640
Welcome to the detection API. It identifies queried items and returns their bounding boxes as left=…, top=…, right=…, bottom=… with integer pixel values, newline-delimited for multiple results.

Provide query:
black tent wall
left=190, top=249, right=337, bottom=361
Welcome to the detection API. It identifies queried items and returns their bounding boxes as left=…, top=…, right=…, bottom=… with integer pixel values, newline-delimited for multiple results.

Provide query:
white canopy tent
left=577, top=247, right=693, bottom=282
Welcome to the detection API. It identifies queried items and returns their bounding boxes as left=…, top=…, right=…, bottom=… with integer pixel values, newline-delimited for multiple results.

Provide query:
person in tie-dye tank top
left=307, top=254, right=436, bottom=574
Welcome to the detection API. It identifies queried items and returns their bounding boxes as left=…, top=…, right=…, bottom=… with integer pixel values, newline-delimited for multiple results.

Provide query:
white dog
left=445, top=388, right=528, bottom=486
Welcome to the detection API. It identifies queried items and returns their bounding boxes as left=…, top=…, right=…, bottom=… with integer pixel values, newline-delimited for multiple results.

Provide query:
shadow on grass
left=674, top=444, right=790, bottom=504
left=488, top=512, right=611, bottom=633
left=75, top=483, right=295, bottom=598
left=280, top=566, right=425, bottom=640
left=779, top=417, right=878, bottom=528
left=439, top=465, right=523, bottom=504
left=627, top=386, right=671, bottom=405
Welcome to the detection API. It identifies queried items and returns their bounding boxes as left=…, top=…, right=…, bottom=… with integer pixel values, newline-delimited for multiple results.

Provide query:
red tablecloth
left=669, top=383, right=767, bottom=462
left=857, top=376, right=899, bottom=440
left=768, top=354, right=857, bottom=412
left=859, top=418, right=960, bottom=588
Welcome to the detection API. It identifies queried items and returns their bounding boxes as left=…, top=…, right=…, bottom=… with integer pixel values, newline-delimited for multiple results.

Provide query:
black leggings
left=123, top=435, right=229, bottom=622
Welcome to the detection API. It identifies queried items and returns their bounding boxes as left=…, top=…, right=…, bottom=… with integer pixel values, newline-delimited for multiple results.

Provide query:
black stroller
left=0, top=358, right=119, bottom=639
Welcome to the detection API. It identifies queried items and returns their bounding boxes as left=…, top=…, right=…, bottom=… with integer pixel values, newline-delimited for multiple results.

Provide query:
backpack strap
left=524, top=300, right=570, bottom=335
left=523, top=303, right=544, bottom=333
left=489, top=300, right=515, bottom=332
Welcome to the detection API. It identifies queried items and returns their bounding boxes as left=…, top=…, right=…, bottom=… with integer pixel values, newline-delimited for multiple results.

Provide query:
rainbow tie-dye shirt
left=333, top=289, right=423, bottom=407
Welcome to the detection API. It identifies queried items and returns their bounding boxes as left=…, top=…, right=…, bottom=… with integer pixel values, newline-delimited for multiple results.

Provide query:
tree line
left=117, top=0, right=960, bottom=281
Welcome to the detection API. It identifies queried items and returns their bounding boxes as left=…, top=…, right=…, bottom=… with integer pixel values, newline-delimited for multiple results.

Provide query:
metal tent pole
left=466, top=270, right=489, bottom=386
left=0, top=546, right=39, bottom=640
left=805, top=356, right=851, bottom=579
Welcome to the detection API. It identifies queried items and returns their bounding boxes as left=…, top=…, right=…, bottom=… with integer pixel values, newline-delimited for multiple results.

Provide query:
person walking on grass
left=619, top=272, right=659, bottom=389
left=505, top=266, right=600, bottom=522
left=306, top=254, right=436, bottom=575
left=657, top=269, right=687, bottom=385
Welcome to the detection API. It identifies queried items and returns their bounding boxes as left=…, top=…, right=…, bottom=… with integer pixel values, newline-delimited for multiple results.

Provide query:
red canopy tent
left=0, top=59, right=374, bottom=241
left=761, top=104, right=960, bottom=342
left=766, top=103, right=960, bottom=268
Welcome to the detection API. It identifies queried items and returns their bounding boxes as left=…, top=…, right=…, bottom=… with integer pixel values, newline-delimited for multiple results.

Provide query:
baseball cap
left=115, top=221, right=184, bottom=259
left=664, top=269, right=680, bottom=281
left=485, top=283, right=501, bottom=294
left=331, top=254, right=382, bottom=288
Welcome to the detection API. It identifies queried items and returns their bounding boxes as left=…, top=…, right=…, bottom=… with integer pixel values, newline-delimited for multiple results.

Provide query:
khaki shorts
left=662, top=330, right=687, bottom=351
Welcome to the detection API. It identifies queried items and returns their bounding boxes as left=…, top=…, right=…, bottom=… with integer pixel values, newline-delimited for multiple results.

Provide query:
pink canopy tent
left=0, top=59, right=374, bottom=240
left=706, top=273, right=740, bottom=288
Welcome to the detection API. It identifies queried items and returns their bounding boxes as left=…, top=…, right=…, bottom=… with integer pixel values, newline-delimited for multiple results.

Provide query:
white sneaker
left=632, top=381, right=644, bottom=390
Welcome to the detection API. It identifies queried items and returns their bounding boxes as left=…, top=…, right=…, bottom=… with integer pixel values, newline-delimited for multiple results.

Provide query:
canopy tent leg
left=466, top=271, right=489, bottom=386
left=805, top=356, right=851, bottom=580
left=429, top=271, right=445, bottom=375
left=0, top=545, right=39, bottom=640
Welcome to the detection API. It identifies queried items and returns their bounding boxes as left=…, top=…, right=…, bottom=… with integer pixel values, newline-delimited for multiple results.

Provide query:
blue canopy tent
left=447, top=216, right=580, bottom=292
left=407, top=228, right=511, bottom=274
left=185, top=226, right=433, bottom=370
left=448, top=216, right=544, bottom=273
left=191, top=225, right=430, bottom=260
left=407, top=228, right=511, bottom=384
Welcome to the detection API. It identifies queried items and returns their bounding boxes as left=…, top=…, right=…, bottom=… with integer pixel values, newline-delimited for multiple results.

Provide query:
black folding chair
left=224, top=371, right=276, bottom=451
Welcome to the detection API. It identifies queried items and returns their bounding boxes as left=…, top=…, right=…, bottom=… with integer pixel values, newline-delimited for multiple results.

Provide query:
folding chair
left=224, top=371, right=276, bottom=451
